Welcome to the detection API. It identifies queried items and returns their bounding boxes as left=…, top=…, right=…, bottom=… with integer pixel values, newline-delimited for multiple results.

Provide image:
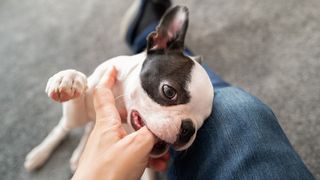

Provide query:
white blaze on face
left=187, top=59, right=214, bottom=129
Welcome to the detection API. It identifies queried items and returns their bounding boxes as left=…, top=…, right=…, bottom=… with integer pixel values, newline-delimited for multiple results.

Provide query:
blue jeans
left=167, top=67, right=314, bottom=180
left=128, top=24, right=314, bottom=180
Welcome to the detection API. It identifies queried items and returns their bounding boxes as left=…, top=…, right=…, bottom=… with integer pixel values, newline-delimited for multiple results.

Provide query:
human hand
left=72, top=67, right=162, bottom=180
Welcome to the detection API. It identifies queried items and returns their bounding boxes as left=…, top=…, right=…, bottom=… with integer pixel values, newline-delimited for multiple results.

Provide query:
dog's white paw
left=24, top=146, right=51, bottom=171
left=45, top=69, right=87, bottom=102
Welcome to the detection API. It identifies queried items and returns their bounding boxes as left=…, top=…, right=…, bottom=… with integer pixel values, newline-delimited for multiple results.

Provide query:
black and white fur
left=24, top=6, right=214, bottom=174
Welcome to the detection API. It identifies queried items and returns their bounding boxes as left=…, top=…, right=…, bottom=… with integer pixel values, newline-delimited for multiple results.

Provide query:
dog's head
left=127, top=6, right=214, bottom=157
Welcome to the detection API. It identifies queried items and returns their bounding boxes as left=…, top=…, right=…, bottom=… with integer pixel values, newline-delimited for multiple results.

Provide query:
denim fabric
left=167, top=67, right=314, bottom=180
left=132, top=22, right=158, bottom=53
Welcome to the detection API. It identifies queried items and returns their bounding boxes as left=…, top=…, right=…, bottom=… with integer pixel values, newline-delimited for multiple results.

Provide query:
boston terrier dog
left=24, top=6, right=214, bottom=174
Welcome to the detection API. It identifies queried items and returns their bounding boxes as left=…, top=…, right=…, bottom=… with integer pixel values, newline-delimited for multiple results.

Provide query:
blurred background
left=0, top=0, right=319, bottom=179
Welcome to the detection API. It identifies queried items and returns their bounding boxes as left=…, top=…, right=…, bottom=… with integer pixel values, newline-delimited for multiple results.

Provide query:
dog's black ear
left=147, top=6, right=189, bottom=53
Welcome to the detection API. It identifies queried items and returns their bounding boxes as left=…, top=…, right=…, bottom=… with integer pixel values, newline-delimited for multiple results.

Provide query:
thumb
left=93, top=66, right=120, bottom=126
left=116, top=127, right=156, bottom=157
left=108, top=127, right=156, bottom=180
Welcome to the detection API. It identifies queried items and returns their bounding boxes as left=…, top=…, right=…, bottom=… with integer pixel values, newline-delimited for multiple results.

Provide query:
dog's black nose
left=178, top=119, right=195, bottom=144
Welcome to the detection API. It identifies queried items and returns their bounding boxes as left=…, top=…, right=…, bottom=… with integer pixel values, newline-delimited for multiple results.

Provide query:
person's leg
left=121, top=0, right=171, bottom=53
left=167, top=68, right=314, bottom=180
left=121, top=1, right=314, bottom=179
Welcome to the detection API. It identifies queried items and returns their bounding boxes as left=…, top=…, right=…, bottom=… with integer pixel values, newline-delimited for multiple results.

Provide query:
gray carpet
left=0, top=0, right=319, bottom=179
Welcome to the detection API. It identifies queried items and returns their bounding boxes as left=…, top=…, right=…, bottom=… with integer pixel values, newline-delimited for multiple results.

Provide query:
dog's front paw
left=45, top=69, right=87, bottom=102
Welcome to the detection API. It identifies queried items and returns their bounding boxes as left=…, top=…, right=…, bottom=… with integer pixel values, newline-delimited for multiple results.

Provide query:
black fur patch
left=140, top=52, right=194, bottom=106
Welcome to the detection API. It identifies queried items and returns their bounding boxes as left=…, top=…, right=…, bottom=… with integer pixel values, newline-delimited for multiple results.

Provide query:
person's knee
left=213, top=87, right=277, bottom=127
left=204, top=87, right=284, bottom=157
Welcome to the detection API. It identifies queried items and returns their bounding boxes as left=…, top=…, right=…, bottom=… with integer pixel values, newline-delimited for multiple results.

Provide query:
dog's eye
left=162, top=84, right=177, bottom=100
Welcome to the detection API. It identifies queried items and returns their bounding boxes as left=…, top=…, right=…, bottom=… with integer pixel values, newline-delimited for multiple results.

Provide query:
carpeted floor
left=0, top=0, right=319, bottom=179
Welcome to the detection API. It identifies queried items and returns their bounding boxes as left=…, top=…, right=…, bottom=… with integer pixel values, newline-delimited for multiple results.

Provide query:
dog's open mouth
left=130, top=110, right=169, bottom=158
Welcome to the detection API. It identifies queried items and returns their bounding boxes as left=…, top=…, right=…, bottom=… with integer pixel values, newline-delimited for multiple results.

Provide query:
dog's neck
left=110, top=53, right=146, bottom=122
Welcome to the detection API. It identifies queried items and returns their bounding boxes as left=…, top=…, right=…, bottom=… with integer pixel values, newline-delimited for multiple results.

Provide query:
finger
left=93, top=67, right=120, bottom=127
left=98, top=66, right=117, bottom=89
left=111, top=127, right=156, bottom=173
left=105, top=127, right=156, bottom=177
left=94, top=66, right=117, bottom=106
left=115, top=127, right=156, bottom=158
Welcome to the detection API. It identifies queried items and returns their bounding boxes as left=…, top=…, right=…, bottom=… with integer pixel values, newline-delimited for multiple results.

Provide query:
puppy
left=24, top=6, right=214, bottom=174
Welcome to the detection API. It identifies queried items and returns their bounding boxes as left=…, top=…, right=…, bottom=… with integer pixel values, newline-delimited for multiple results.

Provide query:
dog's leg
left=24, top=117, right=70, bottom=171
left=24, top=70, right=89, bottom=171
left=69, top=122, right=94, bottom=172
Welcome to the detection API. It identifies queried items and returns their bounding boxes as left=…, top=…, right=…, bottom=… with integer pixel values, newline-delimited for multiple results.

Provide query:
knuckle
left=109, top=123, right=123, bottom=132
